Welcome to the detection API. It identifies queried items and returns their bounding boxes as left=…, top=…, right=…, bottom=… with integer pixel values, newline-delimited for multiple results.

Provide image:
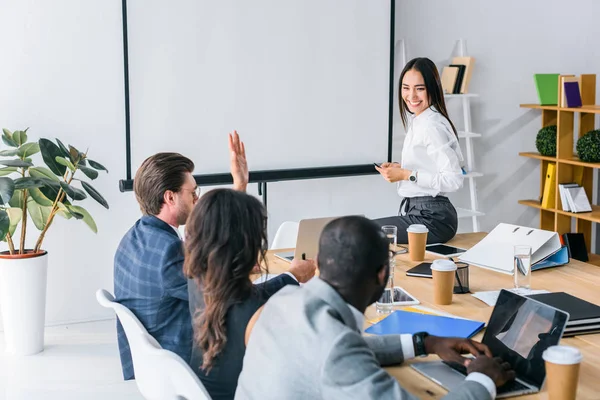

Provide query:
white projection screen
left=126, top=0, right=392, bottom=175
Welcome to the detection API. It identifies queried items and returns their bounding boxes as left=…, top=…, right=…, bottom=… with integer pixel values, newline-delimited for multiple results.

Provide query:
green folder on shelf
left=534, top=74, right=559, bottom=105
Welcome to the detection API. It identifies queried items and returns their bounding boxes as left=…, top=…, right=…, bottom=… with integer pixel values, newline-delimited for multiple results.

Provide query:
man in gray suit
left=236, top=216, right=514, bottom=400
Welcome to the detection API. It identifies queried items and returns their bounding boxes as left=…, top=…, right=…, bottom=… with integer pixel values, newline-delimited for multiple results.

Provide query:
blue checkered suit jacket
left=113, top=215, right=192, bottom=380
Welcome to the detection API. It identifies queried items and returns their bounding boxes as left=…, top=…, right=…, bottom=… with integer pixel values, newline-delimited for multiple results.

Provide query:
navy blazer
left=113, top=215, right=192, bottom=380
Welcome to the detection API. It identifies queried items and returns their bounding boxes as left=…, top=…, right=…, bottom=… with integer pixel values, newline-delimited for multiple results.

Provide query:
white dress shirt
left=397, top=106, right=464, bottom=198
left=347, top=303, right=496, bottom=399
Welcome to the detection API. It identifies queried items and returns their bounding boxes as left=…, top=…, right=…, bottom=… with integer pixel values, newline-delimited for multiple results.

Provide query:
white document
left=559, top=183, right=578, bottom=211
left=566, top=186, right=592, bottom=213
left=458, top=223, right=562, bottom=275
left=472, top=289, right=550, bottom=306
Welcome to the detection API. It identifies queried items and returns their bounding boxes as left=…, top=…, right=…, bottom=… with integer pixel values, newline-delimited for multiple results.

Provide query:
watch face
left=410, top=175, right=416, bottom=182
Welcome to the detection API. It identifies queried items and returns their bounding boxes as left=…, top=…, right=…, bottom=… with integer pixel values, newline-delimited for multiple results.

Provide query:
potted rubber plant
left=0, top=128, right=109, bottom=355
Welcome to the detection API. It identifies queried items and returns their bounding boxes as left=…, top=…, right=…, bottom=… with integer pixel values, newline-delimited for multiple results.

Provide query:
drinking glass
left=381, top=225, right=398, bottom=270
left=514, top=245, right=532, bottom=291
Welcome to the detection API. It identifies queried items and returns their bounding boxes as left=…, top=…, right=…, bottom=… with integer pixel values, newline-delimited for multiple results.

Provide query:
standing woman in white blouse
left=374, top=57, right=464, bottom=244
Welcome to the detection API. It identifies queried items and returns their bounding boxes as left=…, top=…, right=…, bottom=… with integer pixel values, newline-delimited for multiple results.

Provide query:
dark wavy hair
left=183, top=188, right=268, bottom=371
left=398, top=57, right=457, bottom=137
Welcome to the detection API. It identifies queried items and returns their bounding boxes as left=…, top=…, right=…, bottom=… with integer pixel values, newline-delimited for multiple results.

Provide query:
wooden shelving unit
left=519, top=74, right=599, bottom=264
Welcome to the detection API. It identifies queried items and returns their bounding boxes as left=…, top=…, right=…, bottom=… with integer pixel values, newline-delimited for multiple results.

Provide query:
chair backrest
left=96, top=289, right=164, bottom=399
left=138, top=332, right=212, bottom=400
left=270, top=221, right=299, bottom=249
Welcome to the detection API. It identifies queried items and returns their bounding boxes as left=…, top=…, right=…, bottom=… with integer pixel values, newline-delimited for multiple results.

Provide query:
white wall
left=396, top=0, right=600, bottom=236
left=0, top=0, right=400, bottom=328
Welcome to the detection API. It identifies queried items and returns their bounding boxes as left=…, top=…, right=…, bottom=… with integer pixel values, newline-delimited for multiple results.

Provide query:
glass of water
left=376, top=268, right=394, bottom=314
left=514, top=245, right=532, bottom=291
left=381, top=225, right=398, bottom=270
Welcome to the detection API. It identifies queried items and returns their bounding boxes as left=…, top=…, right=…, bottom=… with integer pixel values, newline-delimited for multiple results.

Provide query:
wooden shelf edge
left=520, top=103, right=600, bottom=114
left=519, top=152, right=556, bottom=162
left=518, top=153, right=600, bottom=169
left=519, top=200, right=600, bottom=224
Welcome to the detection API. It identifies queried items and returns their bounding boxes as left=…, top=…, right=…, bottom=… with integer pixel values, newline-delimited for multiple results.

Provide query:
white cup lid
left=430, top=259, right=457, bottom=272
left=407, top=224, right=429, bottom=233
left=542, top=345, right=583, bottom=365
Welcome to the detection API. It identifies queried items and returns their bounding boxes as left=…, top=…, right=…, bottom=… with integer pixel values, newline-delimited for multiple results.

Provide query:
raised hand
left=229, top=130, right=249, bottom=192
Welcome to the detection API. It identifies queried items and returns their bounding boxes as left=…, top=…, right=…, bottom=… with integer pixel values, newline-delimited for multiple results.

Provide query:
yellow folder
left=541, top=163, right=556, bottom=209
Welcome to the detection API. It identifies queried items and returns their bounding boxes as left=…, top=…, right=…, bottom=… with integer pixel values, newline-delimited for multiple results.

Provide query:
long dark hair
left=183, top=188, right=268, bottom=372
left=398, top=57, right=457, bottom=137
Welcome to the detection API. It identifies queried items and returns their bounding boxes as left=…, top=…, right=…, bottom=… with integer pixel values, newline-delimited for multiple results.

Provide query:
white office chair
left=95, top=289, right=177, bottom=399
left=270, top=221, right=299, bottom=250
left=137, top=332, right=212, bottom=400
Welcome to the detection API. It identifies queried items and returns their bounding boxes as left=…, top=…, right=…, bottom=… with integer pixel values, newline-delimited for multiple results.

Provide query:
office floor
left=0, top=320, right=143, bottom=400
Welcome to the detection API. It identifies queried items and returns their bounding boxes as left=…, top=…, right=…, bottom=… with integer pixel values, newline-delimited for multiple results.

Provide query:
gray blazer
left=235, top=277, right=491, bottom=400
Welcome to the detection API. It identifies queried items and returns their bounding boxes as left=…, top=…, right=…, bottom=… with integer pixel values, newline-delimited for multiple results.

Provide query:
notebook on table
left=364, top=310, right=484, bottom=338
left=527, top=292, right=600, bottom=336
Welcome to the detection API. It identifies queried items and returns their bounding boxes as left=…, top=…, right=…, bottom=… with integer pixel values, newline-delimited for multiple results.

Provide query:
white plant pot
left=0, top=250, right=48, bottom=355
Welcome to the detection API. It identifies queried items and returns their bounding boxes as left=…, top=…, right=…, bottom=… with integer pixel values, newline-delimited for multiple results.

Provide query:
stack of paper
left=559, top=184, right=592, bottom=212
left=472, top=289, right=550, bottom=307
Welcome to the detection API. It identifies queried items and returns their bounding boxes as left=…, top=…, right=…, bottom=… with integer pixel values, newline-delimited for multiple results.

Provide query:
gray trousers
left=373, top=196, right=458, bottom=244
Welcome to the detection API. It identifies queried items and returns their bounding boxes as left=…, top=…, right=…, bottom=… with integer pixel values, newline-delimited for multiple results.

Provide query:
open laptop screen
left=482, top=290, right=569, bottom=389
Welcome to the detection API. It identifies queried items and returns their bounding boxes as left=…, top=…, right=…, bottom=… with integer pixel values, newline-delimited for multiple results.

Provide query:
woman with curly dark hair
left=184, top=188, right=316, bottom=400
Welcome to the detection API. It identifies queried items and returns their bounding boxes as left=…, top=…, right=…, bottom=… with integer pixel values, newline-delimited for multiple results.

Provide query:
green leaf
left=81, top=181, right=108, bottom=209
left=2, top=128, right=17, bottom=148
left=8, top=190, right=23, bottom=208
left=27, top=196, right=51, bottom=231
left=12, top=129, right=28, bottom=146
left=67, top=205, right=97, bottom=233
left=17, top=142, right=40, bottom=158
left=0, top=159, right=33, bottom=168
left=28, top=187, right=54, bottom=207
left=55, top=139, right=71, bottom=158
left=87, top=159, right=108, bottom=172
left=79, top=166, right=98, bottom=180
left=0, top=167, right=17, bottom=177
left=0, top=209, right=9, bottom=239
left=13, top=177, right=46, bottom=190
left=68, top=145, right=81, bottom=164
left=56, top=202, right=73, bottom=220
left=38, top=178, right=61, bottom=202
left=59, top=181, right=87, bottom=201
left=0, top=177, right=15, bottom=204
left=39, top=139, right=66, bottom=176
left=55, top=156, right=76, bottom=172
left=0, top=149, right=19, bottom=157
left=5, top=207, right=22, bottom=238
left=29, top=167, right=60, bottom=182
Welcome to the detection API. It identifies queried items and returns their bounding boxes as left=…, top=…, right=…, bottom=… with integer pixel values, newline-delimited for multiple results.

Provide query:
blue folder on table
left=365, top=310, right=485, bottom=338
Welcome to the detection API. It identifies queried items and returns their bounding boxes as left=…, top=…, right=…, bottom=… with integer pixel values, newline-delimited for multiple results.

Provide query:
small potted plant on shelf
left=0, top=128, right=109, bottom=355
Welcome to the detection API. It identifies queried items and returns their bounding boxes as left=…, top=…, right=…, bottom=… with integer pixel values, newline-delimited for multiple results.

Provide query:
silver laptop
left=274, top=216, right=339, bottom=262
left=411, top=289, right=569, bottom=398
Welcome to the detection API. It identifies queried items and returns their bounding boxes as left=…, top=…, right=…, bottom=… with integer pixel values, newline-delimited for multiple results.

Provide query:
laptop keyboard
left=443, top=361, right=531, bottom=394
left=497, top=379, right=530, bottom=394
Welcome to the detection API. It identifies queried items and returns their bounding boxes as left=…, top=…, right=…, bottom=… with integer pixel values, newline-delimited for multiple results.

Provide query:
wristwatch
left=413, top=331, right=429, bottom=357
left=408, top=170, right=418, bottom=183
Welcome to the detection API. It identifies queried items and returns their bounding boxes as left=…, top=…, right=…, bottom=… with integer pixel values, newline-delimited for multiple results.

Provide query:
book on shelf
left=541, top=163, right=556, bottom=209
left=564, top=81, right=582, bottom=107
left=441, top=66, right=459, bottom=94
left=559, top=185, right=592, bottom=213
left=449, top=64, right=466, bottom=94
left=534, top=73, right=559, bottom=105
left=559, top=75, right=576, bottom=107
left=451, top=56, right=475, bottom=94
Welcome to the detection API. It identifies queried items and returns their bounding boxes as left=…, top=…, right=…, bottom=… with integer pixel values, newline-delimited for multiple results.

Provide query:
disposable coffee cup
left=542, top=345, right=582, bottom=400
left=431, top=259, right=457, bottom=305
left=407, top=224, right=428, bottom=261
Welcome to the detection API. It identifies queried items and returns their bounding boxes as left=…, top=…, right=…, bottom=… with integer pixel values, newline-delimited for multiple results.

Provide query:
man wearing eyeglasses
left=113, top=131, right=249, bottom=380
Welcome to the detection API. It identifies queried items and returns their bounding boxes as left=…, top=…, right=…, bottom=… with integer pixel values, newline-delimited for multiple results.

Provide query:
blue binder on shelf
left=365, top=310, right=485, bottom=338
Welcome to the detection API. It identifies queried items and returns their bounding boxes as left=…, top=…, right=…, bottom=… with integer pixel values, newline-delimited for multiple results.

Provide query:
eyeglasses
left=180, top=186, right=201, bottom=199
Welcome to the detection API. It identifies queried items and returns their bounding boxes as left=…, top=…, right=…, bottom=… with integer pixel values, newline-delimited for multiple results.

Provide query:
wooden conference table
left=262, top=233, right=600, bottom=399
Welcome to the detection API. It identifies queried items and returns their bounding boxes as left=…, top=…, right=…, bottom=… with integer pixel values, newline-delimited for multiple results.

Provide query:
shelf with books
left=518, top=73, right=599, bottom=256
